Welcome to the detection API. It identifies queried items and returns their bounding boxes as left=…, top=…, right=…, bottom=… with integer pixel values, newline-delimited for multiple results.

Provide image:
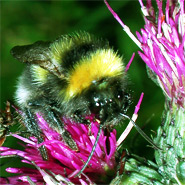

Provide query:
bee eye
left=116, top=90, right=123, bottom=100
left=117, top=93, right=121, bottom=99
left=89, top=95, right=102, bottom=115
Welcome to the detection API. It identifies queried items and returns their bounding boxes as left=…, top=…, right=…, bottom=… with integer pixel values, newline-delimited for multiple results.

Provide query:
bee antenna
left=75, top=123, right=103, bottom=177
left=120, top=113, right=162, bottom=150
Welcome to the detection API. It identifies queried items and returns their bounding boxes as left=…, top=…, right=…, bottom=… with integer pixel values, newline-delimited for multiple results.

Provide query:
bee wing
left=11, top=41, right=51, bottom=63
left=11, top=41, right=64, bottom=78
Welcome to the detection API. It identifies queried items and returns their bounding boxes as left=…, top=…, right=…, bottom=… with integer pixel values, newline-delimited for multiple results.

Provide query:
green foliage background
left=1, top=0, right=164, bottom=176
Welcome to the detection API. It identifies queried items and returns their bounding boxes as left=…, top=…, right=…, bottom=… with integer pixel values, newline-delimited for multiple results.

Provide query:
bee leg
left=27, top=98, right=78, bottom=151
left=45, top=108, right=78, bottom=151
left=75, top=123, right=103, bottom=177
left=61, top=129, right=78, bottom=150
left=23, top=108, right=49, bottom=160
left=120, top=113, right=162, bottom=150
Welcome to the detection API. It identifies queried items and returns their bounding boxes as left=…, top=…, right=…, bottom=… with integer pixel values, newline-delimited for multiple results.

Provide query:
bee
left=11, top=31, right=157, bottom=175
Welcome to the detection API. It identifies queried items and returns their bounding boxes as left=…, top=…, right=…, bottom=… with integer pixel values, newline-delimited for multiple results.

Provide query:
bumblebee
left=11, top=31, right=131, bottom=170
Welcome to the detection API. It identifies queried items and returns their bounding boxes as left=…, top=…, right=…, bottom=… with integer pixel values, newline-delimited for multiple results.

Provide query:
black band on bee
left=62, top=42, right=108, bottom=71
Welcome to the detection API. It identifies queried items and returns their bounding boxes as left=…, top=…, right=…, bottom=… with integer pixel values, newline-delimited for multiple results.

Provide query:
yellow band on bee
left=64, top=49, right=124, bottom=99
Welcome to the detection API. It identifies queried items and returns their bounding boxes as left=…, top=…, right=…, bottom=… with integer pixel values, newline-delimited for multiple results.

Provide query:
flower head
left=137, top=0, right=185, bottom=107
left=0, top=113, right=117, bottom=184
left=105, top=0, right=185, bottom=107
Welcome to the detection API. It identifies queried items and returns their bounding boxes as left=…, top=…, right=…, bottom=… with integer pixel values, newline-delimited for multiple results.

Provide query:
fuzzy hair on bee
left=11, top=31, right=131, bottom=172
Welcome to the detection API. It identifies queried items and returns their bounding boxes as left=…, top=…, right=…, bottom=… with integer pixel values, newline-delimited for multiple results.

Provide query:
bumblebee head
left=86, top=77, right=131, bottom=123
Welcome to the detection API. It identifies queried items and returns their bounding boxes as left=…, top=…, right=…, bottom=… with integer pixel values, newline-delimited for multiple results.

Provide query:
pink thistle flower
left=0, top=93, right=144, bottom=184
left=137, top=0, right=185, bottom=107
left=0, top=114, right=117, bottom=184
left=105, top=0, right=185, bottom=107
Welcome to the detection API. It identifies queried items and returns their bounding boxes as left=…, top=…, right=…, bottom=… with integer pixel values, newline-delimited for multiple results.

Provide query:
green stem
left=112, top=154, right=163, bottom=185
left=154, top=101, right=185, bottom=184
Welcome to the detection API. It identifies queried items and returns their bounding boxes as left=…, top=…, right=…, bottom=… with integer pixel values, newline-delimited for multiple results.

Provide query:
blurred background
left=1, top=0, right=164, bottom=174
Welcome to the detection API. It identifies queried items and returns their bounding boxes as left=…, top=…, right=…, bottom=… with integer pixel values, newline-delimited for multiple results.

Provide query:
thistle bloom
left=137, top=0, right=185, bottom=107
left=105, top=0, right=185, bottom=183
left=131, top=1, right=185, bottom=182
left=0, top=114, right=117, bottom=184
left=105, top=0, right=185, bottom=107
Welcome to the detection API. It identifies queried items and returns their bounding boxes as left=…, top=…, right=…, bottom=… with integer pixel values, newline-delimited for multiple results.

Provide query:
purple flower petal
left=0, top=113, right=118, bottom=184
left=138, top=0, right=185, bottom=106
